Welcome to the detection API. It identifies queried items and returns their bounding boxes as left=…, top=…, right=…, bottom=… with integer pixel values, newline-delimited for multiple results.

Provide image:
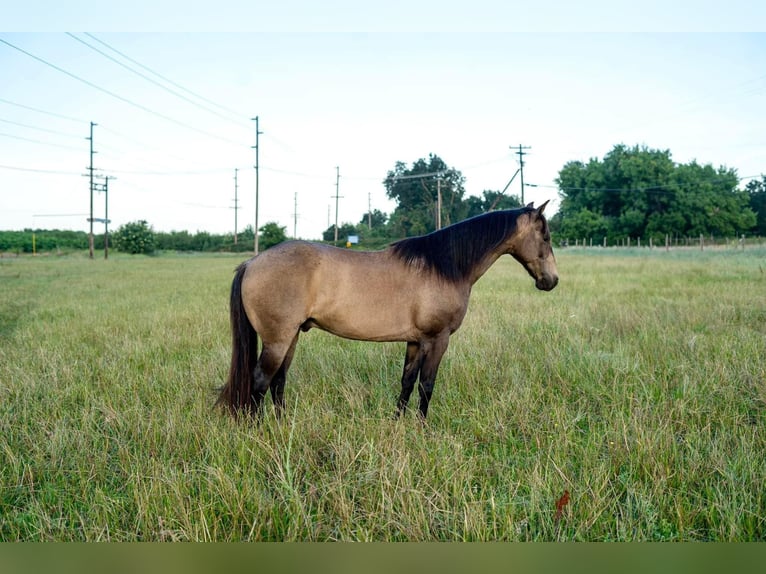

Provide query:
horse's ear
left=536, top=200, right=550, bottom=217
left=526, top=202, right=535, bottom=208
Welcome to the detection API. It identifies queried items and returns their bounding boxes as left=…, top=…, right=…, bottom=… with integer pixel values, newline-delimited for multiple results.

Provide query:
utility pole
left=103, top=175, right=110, bottom=260
left=252, top=116, right=263, bottom=254
left=436, top=177, right=443, bottom=230
left=92, top=174, right=113, bottom=259
left=233, top=168, right=239, bottom=245
left=512, top=144, right=531, bottom=205
left=388, top=170, right=445, bottom=227
left=332, top=166, right=342, bottom=245
left=293, top=192, right=298, bottom=239
left=368, top=192, right=372, bottom=230
left=87, top=121, right=97, bottom=259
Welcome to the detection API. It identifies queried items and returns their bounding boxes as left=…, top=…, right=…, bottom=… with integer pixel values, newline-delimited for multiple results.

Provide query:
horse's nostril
left=537, top=275, right=558, bottom=291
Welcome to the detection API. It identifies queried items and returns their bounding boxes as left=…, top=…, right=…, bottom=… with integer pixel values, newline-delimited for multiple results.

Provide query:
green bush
left=114, top=220, right=156, bottom=255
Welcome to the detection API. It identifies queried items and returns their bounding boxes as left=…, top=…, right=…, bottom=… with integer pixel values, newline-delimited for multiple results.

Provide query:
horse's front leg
left=417, top=333, right=450, bottom=420
left=396, top=341, right=423, bottom=418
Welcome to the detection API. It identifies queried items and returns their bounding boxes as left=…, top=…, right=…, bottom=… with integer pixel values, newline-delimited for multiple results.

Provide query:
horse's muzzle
left=536, top=274, right=559, bottom=291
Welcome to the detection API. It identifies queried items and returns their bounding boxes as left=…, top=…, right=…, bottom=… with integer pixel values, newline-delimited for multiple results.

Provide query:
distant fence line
left=561, top=234, right=765, bottom=251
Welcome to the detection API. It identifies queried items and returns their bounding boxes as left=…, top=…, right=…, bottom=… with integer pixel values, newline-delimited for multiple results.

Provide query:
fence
left=561, top=234, right=765, bottom=251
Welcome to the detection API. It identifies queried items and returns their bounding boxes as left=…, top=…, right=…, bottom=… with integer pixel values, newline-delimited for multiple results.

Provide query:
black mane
left=390, top=207, right=534, bottom=282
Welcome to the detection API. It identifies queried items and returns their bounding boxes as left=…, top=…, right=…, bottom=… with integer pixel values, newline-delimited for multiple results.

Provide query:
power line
left=0, top=131, right=84, bottom=152
left=0, top=37, right=248, bottom=148
left=0, top=106, right=232, bottom=174
left=384, top=170, right=446, bottom=182
left=0, top=117, right=83, bottom=139
left=32, top=213, right=88, bottom=217
left=528, top=172, right=762, bottom=195
left=96, top=124, right=208, bottom=166
left=83, top=33, right=249, bottom=122
left=261, top=166, right=329, bottom=179
left=94, top=166, right=232, bottom=176
left=0, top=163, right=80, bottom=175
left=0, top=96, right=85, bottom=123
left=66, top=33, right=250, bottom=130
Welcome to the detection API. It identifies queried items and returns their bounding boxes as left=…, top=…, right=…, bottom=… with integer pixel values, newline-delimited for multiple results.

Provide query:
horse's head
left=509, top=201, right=559, bottom=291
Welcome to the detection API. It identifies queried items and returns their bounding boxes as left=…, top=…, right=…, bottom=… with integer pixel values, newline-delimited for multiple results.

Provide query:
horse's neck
left=466, top=245, right=507, bottom=286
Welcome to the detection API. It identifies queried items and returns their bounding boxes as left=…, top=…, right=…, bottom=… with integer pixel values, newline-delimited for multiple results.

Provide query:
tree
left=359, top=209, right=388, bottom=229
left=555, top=144, right=755, bottom=243
left=114, top=220, right=155, bottom=254
left=672, top=162, right=753, bottom=238
left=383, top=154, right=467, bottom=238
left=556, top=208, right=609, bottom=244
left=465, top=190, right=522, bottom=218
left=259, top=222, right=288, bottom=250
left=322, top=222, right=357, bottom=243
left=745, top=176, right=766, bottom=236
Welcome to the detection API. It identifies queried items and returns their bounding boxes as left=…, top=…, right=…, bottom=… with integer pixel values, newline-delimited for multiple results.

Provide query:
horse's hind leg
left=270, top=332, right=299, bottom=418
left=250, top=340, right=294, bottom=418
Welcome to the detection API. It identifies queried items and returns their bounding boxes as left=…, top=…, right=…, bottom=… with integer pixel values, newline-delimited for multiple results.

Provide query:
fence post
left=665, top=234, right=669, bottom=252
left=700, top=233, right=704, bottom=251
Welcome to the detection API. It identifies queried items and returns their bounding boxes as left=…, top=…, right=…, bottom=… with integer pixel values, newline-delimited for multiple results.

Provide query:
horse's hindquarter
left=242, top=242, right=468, bottom=343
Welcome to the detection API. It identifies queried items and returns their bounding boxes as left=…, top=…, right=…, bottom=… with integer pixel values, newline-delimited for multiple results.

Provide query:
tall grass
left=1, top=247, right=764, bottom=540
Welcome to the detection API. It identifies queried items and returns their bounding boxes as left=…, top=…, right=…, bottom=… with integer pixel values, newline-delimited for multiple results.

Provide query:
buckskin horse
left=217, top=201, right=558, bottom=420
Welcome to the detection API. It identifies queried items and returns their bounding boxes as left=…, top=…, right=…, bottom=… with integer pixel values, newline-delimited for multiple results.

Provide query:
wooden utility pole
left=103, top=176, right=110, bottom=260
left=87, top=121, right=97, bottom=259
left=293, top=192, right=298, bottom=239
left=436, top=177, right=442, bottom=230
left=332, top=166, right=342, bottom=245
left=389, top=170, right=446, bottom=229
left=233, top=168, right=239, bottom=245
left=512, top=144, right=531, bottom=204
left=252, top=116, right=263, bottom=254
left=92, top=174, right=113, bottom=259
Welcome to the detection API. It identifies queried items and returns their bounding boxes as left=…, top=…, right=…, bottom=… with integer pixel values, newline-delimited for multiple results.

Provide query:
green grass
left=1, top=247, right=765, bottom=541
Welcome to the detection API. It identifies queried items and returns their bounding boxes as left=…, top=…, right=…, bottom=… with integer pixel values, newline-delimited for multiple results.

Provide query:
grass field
left=1, top=246, right=765, bottom=541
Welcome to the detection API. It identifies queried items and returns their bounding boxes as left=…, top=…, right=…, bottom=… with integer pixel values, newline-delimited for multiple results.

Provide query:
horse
left=216, top=201, right=558, bottom=420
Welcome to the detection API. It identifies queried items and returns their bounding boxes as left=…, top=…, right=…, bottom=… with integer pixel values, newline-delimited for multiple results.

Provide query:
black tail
left=216, top=261, right=258, bottom=415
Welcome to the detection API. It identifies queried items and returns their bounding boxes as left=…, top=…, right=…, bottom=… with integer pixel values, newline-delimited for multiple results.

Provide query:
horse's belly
left=309, top=309, right=417, bottom=342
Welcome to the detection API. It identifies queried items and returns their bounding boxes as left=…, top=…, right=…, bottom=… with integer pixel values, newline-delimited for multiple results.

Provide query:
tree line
left=0, top=223, right=289, bottom=255
left=324, top=148, right=764, bottom=248
left=4, top=146, right=764, bottom=255
left=551, top=144, right=763, bottom=244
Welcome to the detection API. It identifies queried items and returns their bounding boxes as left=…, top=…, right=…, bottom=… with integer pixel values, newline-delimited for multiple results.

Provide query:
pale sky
left=2, top=10, right=765, bottom=240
